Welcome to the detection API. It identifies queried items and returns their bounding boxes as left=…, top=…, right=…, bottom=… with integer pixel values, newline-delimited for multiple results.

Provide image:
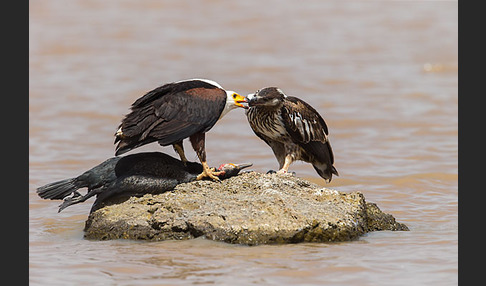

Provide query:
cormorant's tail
left=36, top=178, right=79, bottom=200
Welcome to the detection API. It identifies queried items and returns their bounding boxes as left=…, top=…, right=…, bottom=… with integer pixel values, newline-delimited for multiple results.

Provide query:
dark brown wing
left=281, top=96, right=337, bottom=180
left=115, top=83, right=226, bottom=155
left=281, top=96, right=329, bottom=144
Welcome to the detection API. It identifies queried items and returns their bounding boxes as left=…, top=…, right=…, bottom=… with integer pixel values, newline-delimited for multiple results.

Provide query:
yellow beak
left=233, top=93, right=248, bottom=109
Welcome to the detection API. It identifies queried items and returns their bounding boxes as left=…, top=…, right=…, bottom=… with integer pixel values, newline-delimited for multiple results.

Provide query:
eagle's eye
left=233, top=94, right=237, bottom=98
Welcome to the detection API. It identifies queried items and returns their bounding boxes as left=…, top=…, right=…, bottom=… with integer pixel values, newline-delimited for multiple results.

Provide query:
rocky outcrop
left=84, top=172, right=408, bottom=245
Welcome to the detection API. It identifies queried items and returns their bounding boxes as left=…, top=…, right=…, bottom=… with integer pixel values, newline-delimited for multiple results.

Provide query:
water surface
left=30, top=1, right=458, bottom=285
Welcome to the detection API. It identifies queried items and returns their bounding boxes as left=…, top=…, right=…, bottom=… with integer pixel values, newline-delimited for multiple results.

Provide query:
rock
left=84, top=172, right=408, bottom=245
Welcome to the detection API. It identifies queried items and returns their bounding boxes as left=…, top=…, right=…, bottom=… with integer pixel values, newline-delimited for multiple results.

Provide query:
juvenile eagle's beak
left=233, top=93, right=248, bottom=109
left=245, top=93, right=258, bottom=107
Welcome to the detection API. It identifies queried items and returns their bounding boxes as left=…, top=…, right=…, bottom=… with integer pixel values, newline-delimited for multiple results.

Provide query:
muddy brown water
left=30, top=1, right=457, bottom=285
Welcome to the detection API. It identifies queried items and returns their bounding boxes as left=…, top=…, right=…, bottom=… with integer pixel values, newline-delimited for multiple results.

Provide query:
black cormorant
left=37, top=152, right=252, bottom=213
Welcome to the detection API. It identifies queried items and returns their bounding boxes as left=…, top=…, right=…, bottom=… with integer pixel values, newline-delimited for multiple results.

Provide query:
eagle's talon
left=279, top=171, right=296, bottom=177
left=196, top=167, right=223, bottom=182
left=276, top=168, right=295, bottom=176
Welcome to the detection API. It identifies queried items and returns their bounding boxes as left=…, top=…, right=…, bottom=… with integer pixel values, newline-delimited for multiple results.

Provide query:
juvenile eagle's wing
left=281, top=96, right=329, bottom=144
left=281, top=96, right=337, bottom=179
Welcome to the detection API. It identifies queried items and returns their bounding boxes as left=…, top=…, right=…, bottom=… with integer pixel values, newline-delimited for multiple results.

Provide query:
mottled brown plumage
left=245, top=87, right=338, bottom=182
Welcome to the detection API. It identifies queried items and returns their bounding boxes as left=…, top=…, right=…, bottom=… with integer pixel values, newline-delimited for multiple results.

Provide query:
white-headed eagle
left=114, top=79, right=247, bottom=181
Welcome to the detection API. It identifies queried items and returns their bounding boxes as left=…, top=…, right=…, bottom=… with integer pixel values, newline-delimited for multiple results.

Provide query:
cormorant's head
left=246, top=87, right=286, bottom=108
left=217, top=163, right=253, bottom=179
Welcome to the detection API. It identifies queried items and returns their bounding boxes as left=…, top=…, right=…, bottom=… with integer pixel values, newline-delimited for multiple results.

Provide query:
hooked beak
left=233, top=93, right=248, bottom=109
left=245, top=93, right=259, bottom=107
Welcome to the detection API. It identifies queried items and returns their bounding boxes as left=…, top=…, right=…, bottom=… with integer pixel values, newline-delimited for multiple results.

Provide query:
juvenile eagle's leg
left=190, top=132, right=222, bottom=181
left=277, top=154, right=294, bottom=175
left=277, top=144, right=298, bottom=175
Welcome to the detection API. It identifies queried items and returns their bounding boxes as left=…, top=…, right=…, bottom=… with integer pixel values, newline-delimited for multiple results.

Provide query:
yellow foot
left=196, top=167, right=222, bottom=181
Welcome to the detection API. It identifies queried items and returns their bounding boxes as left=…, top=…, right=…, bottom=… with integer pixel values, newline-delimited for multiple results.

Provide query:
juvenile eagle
left=245, top=87, right=338, bottom=182
left=114, top=79, right=247, bottom=181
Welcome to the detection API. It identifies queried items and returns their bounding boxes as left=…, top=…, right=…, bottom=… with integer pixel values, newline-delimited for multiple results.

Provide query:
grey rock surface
left=84, top=172, right=408, bottom=245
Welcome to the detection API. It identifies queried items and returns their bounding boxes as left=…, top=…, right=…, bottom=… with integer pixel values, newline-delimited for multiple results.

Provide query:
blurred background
left=30, top=1, right=457, bottom=285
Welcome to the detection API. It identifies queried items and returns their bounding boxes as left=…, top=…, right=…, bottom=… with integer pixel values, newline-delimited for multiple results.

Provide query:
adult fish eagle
left=245, top=87, right=338, bottom=182
left=114, top=79, right=247, bottom=181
